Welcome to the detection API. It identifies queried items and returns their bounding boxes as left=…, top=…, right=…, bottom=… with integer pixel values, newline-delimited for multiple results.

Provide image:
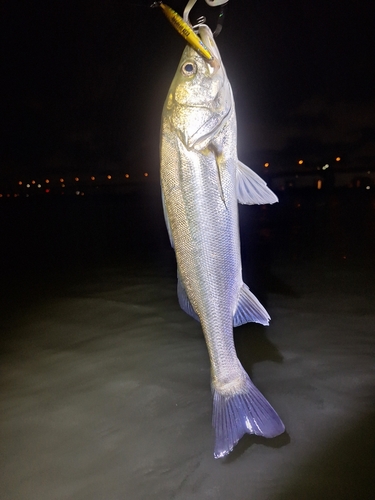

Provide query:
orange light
left=125, top=174, right=130, bottom=178
left=335, top=157, right=341, bottom=162
left=298, top=160, right=303, bottom=165
left=317, top=179, right=322, bottom=190
left=90, top=176, right=95, bottom=181
left=45, top=179, right=50, bottom=184
left=0, top=194, right=2, bottom=198
left=75, top=177, right=79, bottom=182
left=144, top=172, right=149, bottom=177
left=264, top=162, right=269, bottom=168
left=60, top=178, right=64, bottom=183
left=107, top=175, right=112, bottom=180
left=18, top=181, right=23, bottom=185
left=31, top=180, right=36, bottom=184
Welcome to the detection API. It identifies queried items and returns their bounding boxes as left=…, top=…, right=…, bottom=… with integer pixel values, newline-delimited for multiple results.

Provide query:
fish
left=159, top=24, right=285, bottom=458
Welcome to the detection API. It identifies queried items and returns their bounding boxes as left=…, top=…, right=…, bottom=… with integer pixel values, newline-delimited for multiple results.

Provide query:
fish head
left=164, top=25, right=233, bottom=151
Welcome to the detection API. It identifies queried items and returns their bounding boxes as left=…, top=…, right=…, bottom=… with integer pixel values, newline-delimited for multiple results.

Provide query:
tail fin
left=212, top=375, right=285, bottom=459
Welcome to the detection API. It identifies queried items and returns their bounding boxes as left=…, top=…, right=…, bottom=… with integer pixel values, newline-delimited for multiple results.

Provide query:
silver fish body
left=160, top=25, right=285, bottom=458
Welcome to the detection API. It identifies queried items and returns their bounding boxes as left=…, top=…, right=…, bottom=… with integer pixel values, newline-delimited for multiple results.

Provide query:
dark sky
left=1, top=0, right=374, bottom=176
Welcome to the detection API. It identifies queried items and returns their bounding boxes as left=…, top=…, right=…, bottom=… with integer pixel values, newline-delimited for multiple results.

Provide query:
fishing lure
left=151, top=2, right=214, bottom=62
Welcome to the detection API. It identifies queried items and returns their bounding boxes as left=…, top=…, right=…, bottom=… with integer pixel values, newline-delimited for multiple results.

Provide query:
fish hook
left=184, top=0, right=229, bottom=37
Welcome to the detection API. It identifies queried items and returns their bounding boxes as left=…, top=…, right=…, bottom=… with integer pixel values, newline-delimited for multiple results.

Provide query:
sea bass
left=160, top=24, right=285, bottom=458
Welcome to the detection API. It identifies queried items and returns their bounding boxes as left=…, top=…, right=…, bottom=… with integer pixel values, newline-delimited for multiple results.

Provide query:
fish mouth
left=198, top=25, right=221, bottom=73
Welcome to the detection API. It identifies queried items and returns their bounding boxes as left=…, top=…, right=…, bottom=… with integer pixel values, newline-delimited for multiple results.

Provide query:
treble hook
left=184, top=0, right=229, bottom=37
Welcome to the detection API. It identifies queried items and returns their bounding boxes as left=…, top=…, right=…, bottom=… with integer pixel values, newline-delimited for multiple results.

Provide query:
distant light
left=18, top=181, right=22, bottom=186
left=37, top=184, right=41, bottom=188
left=26, top=184, right=30, bottom=188
left=61, top=183, right=65, bottom=188
left=107, top=175, right=112, bottom=180
left=45, top=179, right=50, bottom=184
left=322, top=164, right=329, bottom=170
left=367, top=171, right=371, bottom=175
left=125, top=174, right=130, bottom=178
left=144, top=172, right=149, bottom=177
left=7, top=194, right=10, bottom=197
left=45, top=189, right=50, bottom=193
left=343, top=255, right=347, bottom=260
left=81, top=192, right=85, bottom=196
left=298, top=160, right=303, bottom=165
left=335, top=157, right=341, bottom=162
left=366, top=186, right=370, bottom=190
left=31, top=180, right=36, bottom=184
left=317, top=179, right=322, bottom=190
left=264, top=162, right=269, bottom=168
left=0, top=194, right=2, bottom=198
left=75, top=177, right=79, bottom=182
left=60, top=178, right=64, bottom=183
left=90, top=176, right=95, bottom=181
left=75, top=190, right=80, bottom=195
left=14, top=194, right=18, bottom=197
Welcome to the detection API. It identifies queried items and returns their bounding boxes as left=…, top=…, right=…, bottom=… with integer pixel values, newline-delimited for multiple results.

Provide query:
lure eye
left=181, top=61, right=197, bottom=76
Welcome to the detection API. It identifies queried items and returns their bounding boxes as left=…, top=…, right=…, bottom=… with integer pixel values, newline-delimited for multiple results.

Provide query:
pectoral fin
left=236, top=160, right=278, bottom=205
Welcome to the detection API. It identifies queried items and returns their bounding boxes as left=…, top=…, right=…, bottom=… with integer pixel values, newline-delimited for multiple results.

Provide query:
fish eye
left=181, top=61, right=197, bottom=76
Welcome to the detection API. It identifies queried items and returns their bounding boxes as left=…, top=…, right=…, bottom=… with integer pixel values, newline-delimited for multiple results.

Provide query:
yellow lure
left=155, top=2, right=214, bottom=62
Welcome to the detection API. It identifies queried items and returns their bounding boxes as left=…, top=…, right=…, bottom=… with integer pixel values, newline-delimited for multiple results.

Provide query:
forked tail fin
left=212, top=374, right=285, bottom=458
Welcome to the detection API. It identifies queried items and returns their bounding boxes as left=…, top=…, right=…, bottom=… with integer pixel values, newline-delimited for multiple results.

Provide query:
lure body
left=154, top=2, right=214, bottom=62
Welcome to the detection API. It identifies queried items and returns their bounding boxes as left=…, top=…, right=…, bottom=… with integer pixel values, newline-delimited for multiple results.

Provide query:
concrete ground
left=1, top=189, right=374, bottom=499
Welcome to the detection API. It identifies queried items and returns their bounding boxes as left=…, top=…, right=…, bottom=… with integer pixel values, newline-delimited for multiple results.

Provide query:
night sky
left=2, top=0, right=375, bottom=177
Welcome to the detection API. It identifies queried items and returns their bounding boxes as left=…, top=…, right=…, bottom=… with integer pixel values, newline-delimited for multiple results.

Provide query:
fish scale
left=160, top=24, right=285, bottom=458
